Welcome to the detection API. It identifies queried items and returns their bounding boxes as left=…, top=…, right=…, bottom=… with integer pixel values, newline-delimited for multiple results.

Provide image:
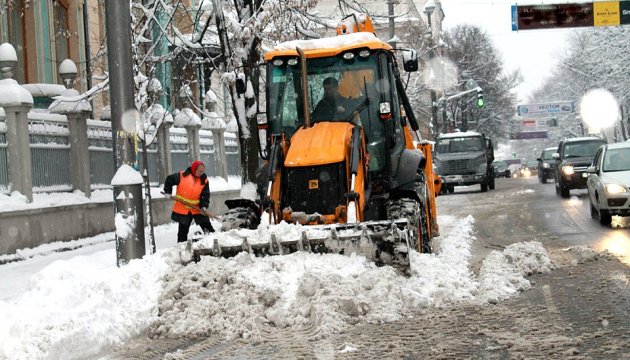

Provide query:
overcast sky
left=440, top=0, right=575, bottom=103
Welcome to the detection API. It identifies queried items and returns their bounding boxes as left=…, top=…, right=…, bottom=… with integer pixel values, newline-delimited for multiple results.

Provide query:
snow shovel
left=162, top=192, right=218, bottom=265
left=161, top=192, right=219, bottom=219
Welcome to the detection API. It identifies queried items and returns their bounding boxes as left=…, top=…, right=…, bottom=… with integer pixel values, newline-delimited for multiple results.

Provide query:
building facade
left=0, top=0, right=88, bottom=90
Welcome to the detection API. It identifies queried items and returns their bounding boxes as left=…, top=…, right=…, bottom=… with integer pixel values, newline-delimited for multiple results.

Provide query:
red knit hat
left=191, top=160, right=204, bottom=176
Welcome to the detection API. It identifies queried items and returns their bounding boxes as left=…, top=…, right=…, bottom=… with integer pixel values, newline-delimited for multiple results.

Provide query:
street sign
left=517, top=101, right=575, bottom=116
left=594, top=1, right=620, bottom=26
left=510, top=131, right=549, bottom=140
left=515, top=3, right=593, bottom=30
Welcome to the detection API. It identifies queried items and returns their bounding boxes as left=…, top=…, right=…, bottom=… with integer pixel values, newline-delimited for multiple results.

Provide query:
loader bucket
left=191, top=219, right=413, bottom=273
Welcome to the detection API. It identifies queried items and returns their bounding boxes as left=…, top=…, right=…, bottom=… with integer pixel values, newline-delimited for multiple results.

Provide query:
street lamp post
left=424, top=0, right=439, bottom=139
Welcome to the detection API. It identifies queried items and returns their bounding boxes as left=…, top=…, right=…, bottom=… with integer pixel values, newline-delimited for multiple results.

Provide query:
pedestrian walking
left=163, top=160, right=215, bottom=243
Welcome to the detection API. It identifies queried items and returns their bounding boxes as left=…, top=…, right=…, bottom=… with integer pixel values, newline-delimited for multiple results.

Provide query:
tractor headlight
left=562, top=165, right=575, bottom=175
left=543, top=163, right=550, bottom=169
left=606, top=184, right=627, bottom=194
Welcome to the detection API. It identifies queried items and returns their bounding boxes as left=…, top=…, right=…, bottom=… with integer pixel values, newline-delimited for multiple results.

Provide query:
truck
left=193, top=14, right=441, bottom=273
left=433, top=131, right=495, bottom=193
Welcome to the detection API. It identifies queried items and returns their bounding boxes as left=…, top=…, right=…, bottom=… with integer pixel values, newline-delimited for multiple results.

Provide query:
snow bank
left=477, top=241, right=554, bottom=304
left=0, top=250, right=172, bottom=360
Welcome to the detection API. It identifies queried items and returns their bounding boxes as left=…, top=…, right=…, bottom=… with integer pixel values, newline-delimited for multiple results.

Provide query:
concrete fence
left=0, top=112, right=240, bottom=194
left=0, top=189, right=240, bottom=255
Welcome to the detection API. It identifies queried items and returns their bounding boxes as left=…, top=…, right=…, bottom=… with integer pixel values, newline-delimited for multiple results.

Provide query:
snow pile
left=477, top=241, right=554, bottom=304
left=153, top=216, right=460, bottom=339
left=151, top=216, right=554, bottom=341
left=0, top=250, right=172, bottom=360
left=513, top=189, right=535, bottom=195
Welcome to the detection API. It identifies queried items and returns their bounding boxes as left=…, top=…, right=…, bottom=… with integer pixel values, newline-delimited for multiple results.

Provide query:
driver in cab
left=311, top=77, right=353, bottom=122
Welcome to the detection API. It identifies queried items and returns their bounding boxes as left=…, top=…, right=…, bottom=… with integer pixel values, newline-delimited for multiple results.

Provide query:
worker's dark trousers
left=177, top=214, right=215, bottom=243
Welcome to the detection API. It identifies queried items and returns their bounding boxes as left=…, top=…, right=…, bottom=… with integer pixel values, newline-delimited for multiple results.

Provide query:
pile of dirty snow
left=150, top=216, right=553, bottom=341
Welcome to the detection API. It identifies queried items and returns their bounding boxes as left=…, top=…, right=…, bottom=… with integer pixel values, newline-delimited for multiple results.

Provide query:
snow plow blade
left=192, top=219, right=412, bottom=273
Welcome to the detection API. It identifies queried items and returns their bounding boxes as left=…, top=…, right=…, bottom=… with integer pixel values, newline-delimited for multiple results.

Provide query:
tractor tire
left=489, top=176, right=496, bottom=190
left=541, top=175, right=547, bottom=184
left=387, top=197, right=432, bottom=254
left=221, top=206, right=260, bottom=231
left=560, top=183, right=570, bottom=198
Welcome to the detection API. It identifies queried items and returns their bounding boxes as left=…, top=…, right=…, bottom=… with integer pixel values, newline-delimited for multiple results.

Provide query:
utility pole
left=388, top=0, right=396, bottom=48
left=105, top=1, right=146, bottom=266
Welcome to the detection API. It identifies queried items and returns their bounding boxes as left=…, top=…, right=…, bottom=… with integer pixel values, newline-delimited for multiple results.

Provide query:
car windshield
left=603, top=148, right=630, bottom=172
left=563, top=141, right=605, bottom=158
left=435, top=136, right=484, bottom=153
left=542, top=149, right=556, bottom=160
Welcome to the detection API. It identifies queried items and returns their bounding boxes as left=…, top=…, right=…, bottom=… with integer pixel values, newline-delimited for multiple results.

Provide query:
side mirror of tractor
left=401, top=49, right=419, bottom=72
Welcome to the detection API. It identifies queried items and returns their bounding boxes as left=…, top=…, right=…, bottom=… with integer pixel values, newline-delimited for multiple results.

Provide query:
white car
left=587, top=142, right=630, bottom=226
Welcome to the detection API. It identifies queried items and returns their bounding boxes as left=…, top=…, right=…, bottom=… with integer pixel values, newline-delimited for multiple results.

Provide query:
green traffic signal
left=476, top=97, right=485, bottom=108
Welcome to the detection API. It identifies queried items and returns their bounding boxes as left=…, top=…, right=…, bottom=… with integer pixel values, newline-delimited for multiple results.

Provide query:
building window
left=7, top=0, right=26, bottom=83
left=53, top=0, right=70, bottom=64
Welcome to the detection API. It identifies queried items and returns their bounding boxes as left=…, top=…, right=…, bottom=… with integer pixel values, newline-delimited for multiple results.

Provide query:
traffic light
left=476, top=89, right=485, bottom=108
left=512, top=152, right=516, bottom=159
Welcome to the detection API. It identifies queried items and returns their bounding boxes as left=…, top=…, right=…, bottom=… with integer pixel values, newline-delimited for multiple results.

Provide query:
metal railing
left=0, top=113, right=241, bottom=194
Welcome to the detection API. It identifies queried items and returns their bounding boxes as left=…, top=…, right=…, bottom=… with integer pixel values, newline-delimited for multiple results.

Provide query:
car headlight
left=605, top=184, right=627, bottom=194
left=543, top=163, right=550, bottom=169
left=562, top=165, right=574, bottom=175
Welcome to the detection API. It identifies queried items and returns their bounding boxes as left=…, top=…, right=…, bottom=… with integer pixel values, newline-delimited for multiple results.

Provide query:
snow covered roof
left=564, top=136, right=605, bottom=143
left=438, top=131, right=482, bottom=139
left=265, top=32, right=390, bottom=60
left=604, top=142, right=630, bottom=150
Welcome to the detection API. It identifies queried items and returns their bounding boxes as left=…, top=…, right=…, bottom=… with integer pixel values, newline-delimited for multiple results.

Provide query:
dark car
left=492, top=160, right=510, bottom=178
left=554, top=137, right=607, bottom=198
left=537, top=147, right=557, bottom=183
left=519, top=160, right=538, bottom=177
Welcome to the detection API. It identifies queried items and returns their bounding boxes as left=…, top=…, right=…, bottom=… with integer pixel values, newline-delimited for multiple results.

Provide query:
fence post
left=49, top=59, right=93, bottom=197
left=156, top=117, right=173, bottom=183
left=174, top=107, right=202, bottom=165
left=185, top=123, right=202, bottom=164
left=202, top=108, right=228, bottom=180
left=0, top=43, right=34, bottom=202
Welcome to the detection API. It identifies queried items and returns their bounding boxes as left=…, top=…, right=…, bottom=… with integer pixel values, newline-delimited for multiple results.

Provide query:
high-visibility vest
left=173, top=172, right=208, bottom=215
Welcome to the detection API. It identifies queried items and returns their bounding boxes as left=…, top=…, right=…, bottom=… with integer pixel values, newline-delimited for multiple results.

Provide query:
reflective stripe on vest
left=172, top=172, right=208, bottom=215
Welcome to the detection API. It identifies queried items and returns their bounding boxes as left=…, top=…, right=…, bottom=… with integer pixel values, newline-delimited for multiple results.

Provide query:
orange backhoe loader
left=195, top=14, right=441, bottom=272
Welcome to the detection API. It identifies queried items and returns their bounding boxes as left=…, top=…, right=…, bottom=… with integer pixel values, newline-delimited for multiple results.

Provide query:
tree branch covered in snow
left=529, top=27, right=630, bottom=142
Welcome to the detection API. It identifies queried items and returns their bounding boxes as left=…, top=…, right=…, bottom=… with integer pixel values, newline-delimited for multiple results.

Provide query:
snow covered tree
left=442, top=25, right=521, bottom=142
left=530, top=27, right=630, bottom=142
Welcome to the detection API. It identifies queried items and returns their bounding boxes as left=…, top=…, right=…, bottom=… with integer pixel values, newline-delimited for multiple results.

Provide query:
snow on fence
left=0, top=112, right=240, bottom=194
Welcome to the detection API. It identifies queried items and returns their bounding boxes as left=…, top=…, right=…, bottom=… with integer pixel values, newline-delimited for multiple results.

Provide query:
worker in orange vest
left=163, top=160, right=215, bottom=243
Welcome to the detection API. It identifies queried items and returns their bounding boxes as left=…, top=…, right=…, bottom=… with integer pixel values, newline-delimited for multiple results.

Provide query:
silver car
left=587, top=142, right=630, bottom=226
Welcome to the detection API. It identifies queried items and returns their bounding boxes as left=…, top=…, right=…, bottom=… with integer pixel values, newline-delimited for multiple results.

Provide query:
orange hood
left=284, top=122, right=353, bottom=167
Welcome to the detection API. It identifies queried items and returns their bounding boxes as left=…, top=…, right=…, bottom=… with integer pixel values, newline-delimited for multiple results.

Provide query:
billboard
left=515, top=3, right=593, bottom=30
left=517, top=101, right=575, bottom=116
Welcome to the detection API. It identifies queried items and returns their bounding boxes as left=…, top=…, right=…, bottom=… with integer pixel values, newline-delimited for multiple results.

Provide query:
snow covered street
left=1, top=211, right=552, bottom=359
left=1, top=178, right=629, bottom=359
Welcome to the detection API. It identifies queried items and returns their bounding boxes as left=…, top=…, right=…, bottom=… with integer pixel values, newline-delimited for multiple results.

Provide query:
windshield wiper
left=343, top=97, right=371, bottom=124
